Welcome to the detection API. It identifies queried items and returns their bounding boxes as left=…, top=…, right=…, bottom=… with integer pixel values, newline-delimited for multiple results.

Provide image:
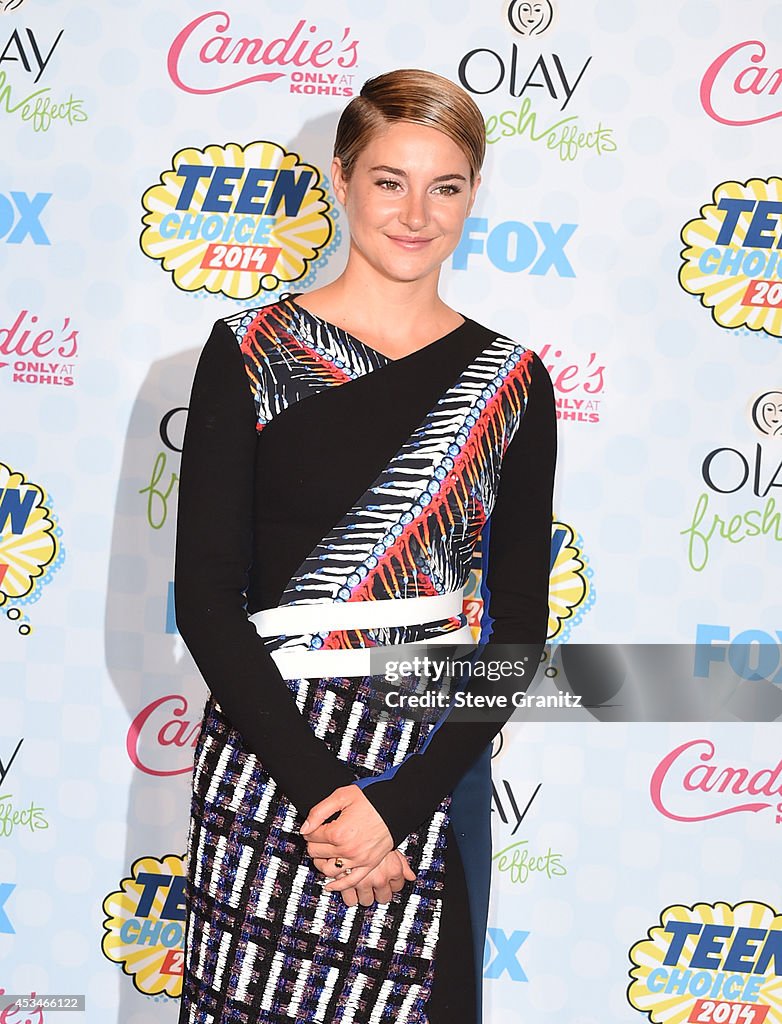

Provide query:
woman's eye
left=434, top=184, right=462, bottom=196
left=376, top=179, right=402, bottom=190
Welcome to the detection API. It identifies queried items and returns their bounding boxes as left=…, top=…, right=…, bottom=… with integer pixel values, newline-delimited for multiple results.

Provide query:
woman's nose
left=399, top=191, right=428, bottom=230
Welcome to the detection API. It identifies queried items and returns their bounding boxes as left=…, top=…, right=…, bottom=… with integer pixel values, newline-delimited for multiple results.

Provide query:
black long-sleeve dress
left=174, top=295, right=557, bottom=1024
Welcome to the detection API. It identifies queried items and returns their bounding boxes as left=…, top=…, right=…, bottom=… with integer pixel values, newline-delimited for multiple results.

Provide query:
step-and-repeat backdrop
left=1, top=1, right=780, bottom=1021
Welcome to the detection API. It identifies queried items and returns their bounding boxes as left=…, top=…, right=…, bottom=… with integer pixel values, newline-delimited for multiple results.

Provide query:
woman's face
left=332, top=120, right=480, bottom=287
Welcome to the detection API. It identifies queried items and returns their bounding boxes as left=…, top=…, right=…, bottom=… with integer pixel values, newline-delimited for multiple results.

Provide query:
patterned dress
left=174, top=296, right=556, bottom=1024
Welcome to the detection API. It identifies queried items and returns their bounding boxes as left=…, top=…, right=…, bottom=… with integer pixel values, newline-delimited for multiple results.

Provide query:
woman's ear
left=332, top=156, right=348, bottom=205
left=466, top=172, right=482, bottom=217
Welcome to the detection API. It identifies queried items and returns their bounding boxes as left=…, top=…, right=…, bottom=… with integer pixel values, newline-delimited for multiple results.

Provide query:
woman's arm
left=351, top=350, right=557, bottom=847
left=174, top=319, right=357, bottom=812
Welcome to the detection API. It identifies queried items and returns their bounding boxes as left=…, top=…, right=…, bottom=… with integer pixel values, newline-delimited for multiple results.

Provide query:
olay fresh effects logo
left=168, top=12, right=358, bottom=97
left=0, top=739, right=49, bottom=839
left=458, top=4, right=588, bottom=104
left=507, top=0, right=554, bottom=37
left=459, top=48, right=590, bottom=106
left=473, top=4, right=614, bottom=161
left=702, top=41, right=782, bottom=127
left=0, top=27, right=60, bottom=82
left=139, top=407, right=184, bottom=532
left=680, top=393, right=782, bottom=571
left=680, top=177, right=782, bottom=340
left=752, top=391, right=782, bottom=436
left=0, top=27, right=87, bottom=131
left=651, top=739, right=782, bottom=824
left=140, top=141, right=335, bottom=300
left=492, top=782, right=568, bottom=887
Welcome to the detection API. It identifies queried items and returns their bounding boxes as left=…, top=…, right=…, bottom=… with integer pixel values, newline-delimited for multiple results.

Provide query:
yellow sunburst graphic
left=628, top=901, right=782, bottom=1023
left=680, top=177, right=782, bottom=338
left=548, top=518, right=589, bottom=640
left=463, top=518, right=591, bottom=643
left=0, top=462, right=58, bottom=606
left=102, top=853, right=187, bottom=997
left=140, top=141, right=334, bottom=299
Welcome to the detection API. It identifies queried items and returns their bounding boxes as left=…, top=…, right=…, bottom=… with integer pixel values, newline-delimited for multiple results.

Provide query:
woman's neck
left=294, top=262, right=462, bottom=356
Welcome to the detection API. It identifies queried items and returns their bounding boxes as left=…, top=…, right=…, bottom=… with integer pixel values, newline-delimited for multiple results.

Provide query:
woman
left=175, top=69, right=557, bottom=1024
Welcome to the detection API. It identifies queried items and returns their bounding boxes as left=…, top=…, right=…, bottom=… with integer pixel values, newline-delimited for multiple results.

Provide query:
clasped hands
left=299, top=784, right=416, bottom=907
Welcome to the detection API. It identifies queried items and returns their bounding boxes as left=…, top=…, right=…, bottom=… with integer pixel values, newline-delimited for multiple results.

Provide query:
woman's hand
left=313, top=850, right=416, bottom=907
left=299, top=784, right=394, bottom=892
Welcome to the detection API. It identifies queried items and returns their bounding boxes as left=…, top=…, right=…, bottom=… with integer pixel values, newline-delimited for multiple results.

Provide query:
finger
left=306, top=840, right=365, bottom=862
left=341, top=887, right=358, bottom=908
left=395, top=853, right=416, bottom=881
left=356, top=883, right=375, bottom=907
left=313, top=860, right=341, bottom=879
left=372, top=884, right=393, bottom=905
left=304, top=841, right=344, bottom=860
left=324, top=864, right=372, bottom=893
left=300, top=787, right=352, bottom=834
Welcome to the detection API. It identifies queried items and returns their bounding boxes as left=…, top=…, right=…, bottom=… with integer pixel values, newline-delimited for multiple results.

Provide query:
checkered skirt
left=177, top=672, right=451, bottom=1024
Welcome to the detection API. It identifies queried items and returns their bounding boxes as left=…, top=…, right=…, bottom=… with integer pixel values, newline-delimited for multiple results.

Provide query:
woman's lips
left=387, top=235, right=434, bottom=249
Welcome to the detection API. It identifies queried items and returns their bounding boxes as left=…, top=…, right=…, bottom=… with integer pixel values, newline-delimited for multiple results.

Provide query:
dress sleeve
left=174, top=319, right=357, bottom=813
left=354, top=350, right=557, bottom=847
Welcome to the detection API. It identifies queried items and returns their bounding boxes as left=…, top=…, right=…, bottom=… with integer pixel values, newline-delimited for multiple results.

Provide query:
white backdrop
left=1, top=1, right=781, bottom=1022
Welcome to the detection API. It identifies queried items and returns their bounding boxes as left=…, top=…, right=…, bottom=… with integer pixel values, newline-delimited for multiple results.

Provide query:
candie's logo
left=102, top=854, right=187, bottom=996
left=628, top=901, right=782, bottom=1022
left=651, top=738, right=782, bottom=823
left=168, top=12, right=358, bottom=97
left=127, top=694, right=201, bottom=777
left=0, top=462, right=63, bottom=634
left=0, top=308, right=79, bottom=386
left=701, top=41, right=782, bottom=127
left=140, top=141, right=335, bottom=300
left=679, top=177, right=782, bottom=339
left=539, top=342, right=604, bottom=424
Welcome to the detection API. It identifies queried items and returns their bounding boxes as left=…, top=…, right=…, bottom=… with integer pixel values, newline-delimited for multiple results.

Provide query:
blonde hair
left=333, top=69, right=485, bottom=184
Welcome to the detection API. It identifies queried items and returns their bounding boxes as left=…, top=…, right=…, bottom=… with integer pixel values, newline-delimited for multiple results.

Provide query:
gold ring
left=334, top=857, right=344, bottom=868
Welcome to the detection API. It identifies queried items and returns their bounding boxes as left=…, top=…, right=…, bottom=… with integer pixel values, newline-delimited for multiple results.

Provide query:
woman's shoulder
left=214, top=293, right=296, bottom=343
left=463, top=315, right=546, bottom=370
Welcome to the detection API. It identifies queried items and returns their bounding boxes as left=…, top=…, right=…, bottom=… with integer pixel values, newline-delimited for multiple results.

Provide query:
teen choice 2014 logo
left=464, top=517, right=594, bottom=644
left=0, top=461, right=64, bottom=635
left=102, top=853, right=188, bottom=997
left=628, top=901, right=782, bottom=1023
left=680, top=177, right=782, bottom=340
left=140, top=141, right=336, bottom=300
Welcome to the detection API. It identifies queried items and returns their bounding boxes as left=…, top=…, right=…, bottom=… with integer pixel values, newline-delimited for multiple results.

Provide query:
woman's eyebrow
left=369, top=164, right=468, bottom=183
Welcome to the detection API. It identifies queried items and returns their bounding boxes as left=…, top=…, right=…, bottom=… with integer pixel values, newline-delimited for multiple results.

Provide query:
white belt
left=249, top=588, right=465, bottom=637
left=248, top=588, right=473, bottom=680
left=267, top=624, right=476, bottom=679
